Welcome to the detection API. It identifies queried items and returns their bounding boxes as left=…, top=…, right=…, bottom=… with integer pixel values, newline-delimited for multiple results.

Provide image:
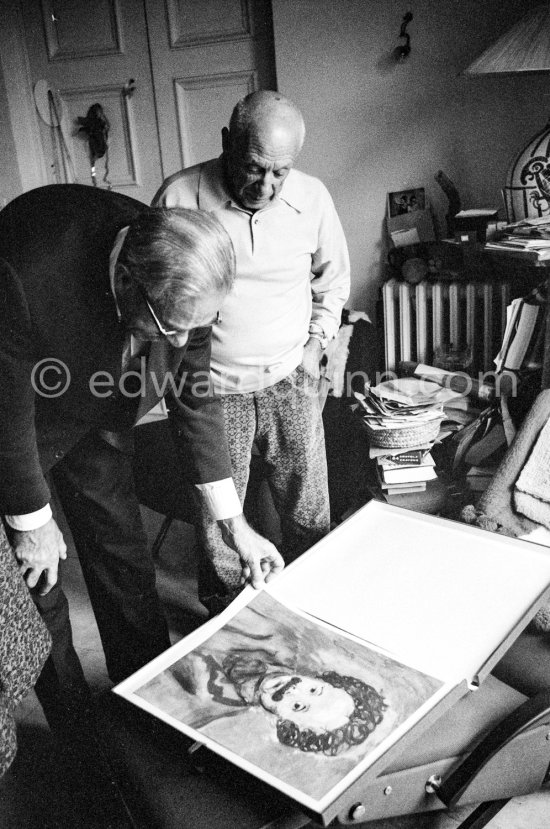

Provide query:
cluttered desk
left=375, top=200, right=550, bottom=518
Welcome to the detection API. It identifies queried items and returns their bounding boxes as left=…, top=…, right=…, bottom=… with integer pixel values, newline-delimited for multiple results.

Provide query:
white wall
left=272, top=0, right=549, bottom=314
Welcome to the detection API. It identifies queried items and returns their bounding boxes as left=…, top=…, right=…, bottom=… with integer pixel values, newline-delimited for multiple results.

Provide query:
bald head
left=229, top=91, right=306, bottom=150
left=222, top=91, right=305, bottom=210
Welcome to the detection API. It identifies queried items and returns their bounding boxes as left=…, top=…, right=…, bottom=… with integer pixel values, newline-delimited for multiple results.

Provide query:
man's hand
left=301, top=336, right=323, bottom=380
left=12, top=518, right=67, bottom=594
left=217, top=514, right=284, bottom=588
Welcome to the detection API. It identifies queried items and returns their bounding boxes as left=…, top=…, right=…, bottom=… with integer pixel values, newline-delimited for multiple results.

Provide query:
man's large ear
left=221, top=126, right=230, bottom=155
left=114, top=262, right=131, bottom=291
left=113, top=262, right=135, bottom=313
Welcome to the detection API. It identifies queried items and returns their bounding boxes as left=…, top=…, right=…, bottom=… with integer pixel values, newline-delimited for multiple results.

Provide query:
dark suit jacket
left=0, top=184, right=232, bottom=515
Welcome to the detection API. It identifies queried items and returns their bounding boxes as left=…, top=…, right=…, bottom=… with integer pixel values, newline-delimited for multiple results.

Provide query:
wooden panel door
left=145, top=0, right=277, bottom=178
left=20, top=0, right=164, bottom=204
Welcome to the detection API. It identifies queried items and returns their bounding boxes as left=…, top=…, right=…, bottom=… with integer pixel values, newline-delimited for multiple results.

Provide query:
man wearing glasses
left=0, top=185, right=283, bottom=748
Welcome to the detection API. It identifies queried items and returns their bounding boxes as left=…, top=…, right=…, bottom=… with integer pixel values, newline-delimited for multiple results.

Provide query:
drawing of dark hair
left=276, top=671, right=387, bottom=756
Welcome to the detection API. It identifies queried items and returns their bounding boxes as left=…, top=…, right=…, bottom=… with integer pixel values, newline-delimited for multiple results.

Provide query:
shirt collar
left=197, top=156, right=306, bottom=214
left=109, top=225, right=130, bottom=320
left=277, top=169, right=306, bottom=213
left=197, top=157, right=233, bottom=211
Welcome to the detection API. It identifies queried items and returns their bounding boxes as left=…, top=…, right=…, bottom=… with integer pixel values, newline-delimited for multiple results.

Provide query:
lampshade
left=464, top=4, right=550, bottom=76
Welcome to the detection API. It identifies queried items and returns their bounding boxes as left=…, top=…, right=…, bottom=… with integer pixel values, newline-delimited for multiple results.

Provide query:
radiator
left=381, top=278, right=511, bottom=375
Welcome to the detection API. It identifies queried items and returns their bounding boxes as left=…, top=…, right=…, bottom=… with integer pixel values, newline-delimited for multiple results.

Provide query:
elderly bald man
left=154, top=91, right=350, bottom=613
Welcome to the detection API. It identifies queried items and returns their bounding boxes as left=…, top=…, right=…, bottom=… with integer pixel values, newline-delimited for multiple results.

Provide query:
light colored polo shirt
left=155, top=157, right=350, bottom=394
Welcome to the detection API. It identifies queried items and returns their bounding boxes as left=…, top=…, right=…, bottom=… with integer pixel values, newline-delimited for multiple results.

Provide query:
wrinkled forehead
left=232, top=118, right=302, bottom=162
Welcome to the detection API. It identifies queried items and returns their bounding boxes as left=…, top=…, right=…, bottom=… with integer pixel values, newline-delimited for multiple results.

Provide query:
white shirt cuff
left=310, top=314, right=338, bottom=342
left=5, top=504, right=53, bottom=531
left=194, top=479, right=242, bottom=521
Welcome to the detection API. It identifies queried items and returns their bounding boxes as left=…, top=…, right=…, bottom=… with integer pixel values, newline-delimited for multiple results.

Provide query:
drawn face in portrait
left=253, top=669, right=388, bottom=757
left=258, top=673, right=355, bottom=732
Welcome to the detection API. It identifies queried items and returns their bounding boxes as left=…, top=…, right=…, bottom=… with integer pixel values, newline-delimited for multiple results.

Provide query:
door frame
left=1, top=0, right=48, bottom=192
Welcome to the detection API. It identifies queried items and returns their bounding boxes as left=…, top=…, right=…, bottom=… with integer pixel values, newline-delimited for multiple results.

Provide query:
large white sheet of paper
left=268, top=502, right=550, bottom=682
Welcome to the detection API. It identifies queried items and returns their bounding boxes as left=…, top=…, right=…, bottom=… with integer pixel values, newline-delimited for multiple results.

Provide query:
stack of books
left=494, top=288, right=546, bottom=374
left=485, top=217, right=550, bottom=263
left=375, top=449, right=437, bottom=495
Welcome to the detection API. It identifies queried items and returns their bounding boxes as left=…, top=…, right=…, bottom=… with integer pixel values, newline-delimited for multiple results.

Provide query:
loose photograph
left=388, top=187, right=426, bottom=217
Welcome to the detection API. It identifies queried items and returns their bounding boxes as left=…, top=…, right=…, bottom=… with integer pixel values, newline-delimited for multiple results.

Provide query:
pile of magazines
left=485, top=217, right=550, bottom=261
left=353, top=377, right=458, bottom=455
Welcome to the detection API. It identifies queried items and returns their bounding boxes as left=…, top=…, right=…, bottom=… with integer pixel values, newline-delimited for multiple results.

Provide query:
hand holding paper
left=218, top=514, right=285, bottom=587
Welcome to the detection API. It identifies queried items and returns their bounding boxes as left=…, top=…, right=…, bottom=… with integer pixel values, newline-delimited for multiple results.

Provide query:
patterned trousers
left=196, top=365, right=330, bottom=609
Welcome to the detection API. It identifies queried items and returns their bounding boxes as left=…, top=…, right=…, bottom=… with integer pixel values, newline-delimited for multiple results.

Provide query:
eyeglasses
left=138, top=285, right=221, bottom=339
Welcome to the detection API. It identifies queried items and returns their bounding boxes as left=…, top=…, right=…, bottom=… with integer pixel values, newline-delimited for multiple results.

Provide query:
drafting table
left=111, top=501, right=550, bottom=828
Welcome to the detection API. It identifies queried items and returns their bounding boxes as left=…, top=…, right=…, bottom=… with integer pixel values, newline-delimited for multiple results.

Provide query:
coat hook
left=394, top=11, right=413, bottom=61
left=122, top=79, right=136, bottom=99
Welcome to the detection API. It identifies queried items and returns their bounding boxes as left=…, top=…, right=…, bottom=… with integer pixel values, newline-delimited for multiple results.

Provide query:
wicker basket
left=366, top=418, right=441, bottom=449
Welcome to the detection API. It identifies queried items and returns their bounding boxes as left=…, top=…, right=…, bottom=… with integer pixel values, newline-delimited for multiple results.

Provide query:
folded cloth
left=465, top=390, right=550, bottom=537
left=514, top=417, right=550, bottom=530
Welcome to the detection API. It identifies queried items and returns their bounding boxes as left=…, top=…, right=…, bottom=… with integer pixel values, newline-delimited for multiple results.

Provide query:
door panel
left=21, top=0, right=163, bottom=203
left=41, top=0, right=122, bottom=59
left=145, top=0, right=277, bottom=177
left=166, top=0, right=251, bottom=45
left=174, top=70, right=257, bottom=166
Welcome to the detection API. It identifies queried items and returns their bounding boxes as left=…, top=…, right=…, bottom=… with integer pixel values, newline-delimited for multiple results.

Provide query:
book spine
left=378, top=450, right=427, bottom=465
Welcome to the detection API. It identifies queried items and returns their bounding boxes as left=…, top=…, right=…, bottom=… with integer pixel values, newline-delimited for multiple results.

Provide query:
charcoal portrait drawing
left=134, top=592, right=442, bottom=800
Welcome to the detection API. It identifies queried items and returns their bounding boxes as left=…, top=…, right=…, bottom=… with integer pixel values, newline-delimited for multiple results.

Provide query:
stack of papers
left=354, top=378, right=452, bottom=434
left=486, top=217, right=550, bottom=260
left=494, top=292, right=544, bottom=373
left=494, top=300, right=539, bottom=372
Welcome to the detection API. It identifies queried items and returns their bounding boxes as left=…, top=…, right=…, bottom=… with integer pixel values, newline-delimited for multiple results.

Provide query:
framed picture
left=386, top=187, right=434, bottom=246
left=387, top=187, right=426, bottom=218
